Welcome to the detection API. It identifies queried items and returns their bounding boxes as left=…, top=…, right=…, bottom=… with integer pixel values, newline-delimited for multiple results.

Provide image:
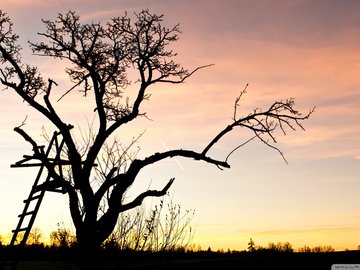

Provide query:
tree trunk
left=77, top=225, right=102, bottom=270
left=74, top=202, right=121, bottom=269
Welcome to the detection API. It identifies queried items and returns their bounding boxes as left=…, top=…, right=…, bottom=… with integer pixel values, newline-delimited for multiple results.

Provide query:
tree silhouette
left=248, top=238, right=256, bottom=252
left=0, top=9, right=314, bottom=269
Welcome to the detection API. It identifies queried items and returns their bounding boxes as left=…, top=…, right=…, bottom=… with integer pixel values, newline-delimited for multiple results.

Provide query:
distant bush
left=313, top=245, right=334, bottom=253
left=266, top=242, right=294, bottom=252
left=297, top=245, right=312, bottom=252
left=247, top=238, right=293, bottom=253
left=298, top=245, right=334, bottom=252
left=246, top=239, right=336, bottom=253
left=26, top=227, right=43, bottom=246
left=49, top=222, right=77, bottom=248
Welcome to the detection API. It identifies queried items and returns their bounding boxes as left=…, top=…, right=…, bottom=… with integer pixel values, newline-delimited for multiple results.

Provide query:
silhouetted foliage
left=105, top=195, right=195, bottom=251
left=266, top=242, right=294, bottom=253
left=49, top=222, right=77, bottom=248
left=26, top=227, right=43, bottom=246
left=0, top=8, right=314, bottom=269
left=298, top=245, right=312, bottom=253
left=2, top=235, right=358, bottom=270
left=247, top=239, right=294, bottom=253
left=7, top=228, right=45, bottom=248
left=310, top=245, right=335, bottom=253
left=245, top=240, right=338, bottom=255
left=247, top=238, right=256, bottom=252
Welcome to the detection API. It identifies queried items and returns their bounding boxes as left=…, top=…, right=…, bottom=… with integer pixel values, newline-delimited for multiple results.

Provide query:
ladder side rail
left=9, top=166, right=47, bottom=247
left=19, top=174, right=51, bottom=246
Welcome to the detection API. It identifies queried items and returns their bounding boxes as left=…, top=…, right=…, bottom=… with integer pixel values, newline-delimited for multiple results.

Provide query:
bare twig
left=225, top=135, right=256, bottom=163
left=233, top=83, right=249, bottom=121
left=17, top=115, right=28, bottom=129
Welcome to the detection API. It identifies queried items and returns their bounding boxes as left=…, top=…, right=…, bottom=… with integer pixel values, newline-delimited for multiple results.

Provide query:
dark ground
left=122, top=251, right=359, bottom=270
left=1, top=245, right=359, bottom=270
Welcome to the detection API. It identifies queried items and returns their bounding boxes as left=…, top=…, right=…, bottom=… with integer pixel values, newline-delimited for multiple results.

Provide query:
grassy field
left=1, top=246, right=359, bottom=270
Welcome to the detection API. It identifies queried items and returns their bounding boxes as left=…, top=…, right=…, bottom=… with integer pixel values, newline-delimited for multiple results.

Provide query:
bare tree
left=0, top=9, right=314, bottom=269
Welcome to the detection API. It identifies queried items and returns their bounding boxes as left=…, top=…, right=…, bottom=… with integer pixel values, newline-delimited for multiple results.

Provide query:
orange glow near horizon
left=1, top=0, right=360, bottom=252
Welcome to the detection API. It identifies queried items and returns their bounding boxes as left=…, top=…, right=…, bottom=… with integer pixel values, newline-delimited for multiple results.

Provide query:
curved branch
left=153, top=64, right=214, bottom=84
left=96, top=148, right=230, bottom=204
left=202, top=98, right=315, bottom=159
left=14, top=127, right=40, bottom=153
left=225, top=135, right=256, bottom=163
left=121, top=177, right=175, bottom=212
left=139, top=149, right=230, bottom=169
left=96, top=177, right=175, bottom=243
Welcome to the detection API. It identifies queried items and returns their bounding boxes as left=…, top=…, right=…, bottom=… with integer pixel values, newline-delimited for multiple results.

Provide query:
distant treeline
left=0, top=231, right=354, bottom=254
left=246, top=237, right=338, bottom=253
left=2, top=235, right=360, bottom=270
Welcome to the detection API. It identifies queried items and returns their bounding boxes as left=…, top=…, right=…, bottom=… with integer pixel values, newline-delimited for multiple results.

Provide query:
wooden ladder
left=2, top=131, right=68, bottom=270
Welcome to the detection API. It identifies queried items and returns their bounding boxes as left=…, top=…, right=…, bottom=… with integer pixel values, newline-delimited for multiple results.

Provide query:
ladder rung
left=11, top=163, right=44, bottom=168
left=12, top=227, right=28, bottom=233
left=18, top=210, right=35, bottom=217
left=23, top=195, right=42, bottom=203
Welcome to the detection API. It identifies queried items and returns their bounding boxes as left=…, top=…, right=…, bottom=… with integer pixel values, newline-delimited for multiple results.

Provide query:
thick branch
left=121, top=177, right=175, bottom=212
left=0, top=46, right=24, bottom=88
left=140, top=149, right=230, bottom=169
left=95, top=177, right=175, bottom=243
left=14, top=127, right=40, bottom=153
left=43, top=78, right=59, bottom=118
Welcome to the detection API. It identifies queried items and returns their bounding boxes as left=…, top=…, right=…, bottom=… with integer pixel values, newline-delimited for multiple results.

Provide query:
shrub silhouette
left=105, top=195, right=195, bottom=251
left=49, top=223, right=77, bottom=248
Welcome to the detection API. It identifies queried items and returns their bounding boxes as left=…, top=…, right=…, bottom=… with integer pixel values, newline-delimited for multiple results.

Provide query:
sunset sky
left=0, top=0, right=359, bottom=251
